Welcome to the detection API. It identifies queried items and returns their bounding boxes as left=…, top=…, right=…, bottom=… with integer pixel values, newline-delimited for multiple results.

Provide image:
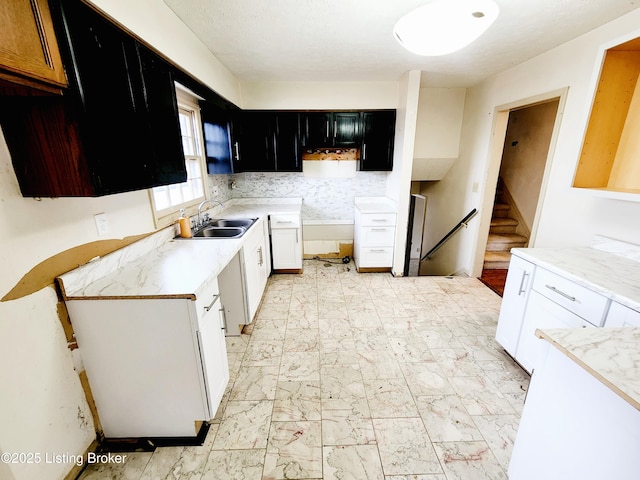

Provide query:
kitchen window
left=150, top=88, right=207, bottom=225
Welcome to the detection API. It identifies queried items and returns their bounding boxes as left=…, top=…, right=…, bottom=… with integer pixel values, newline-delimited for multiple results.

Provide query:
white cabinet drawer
left=357, top=247, right=394, bottom=267
left=360, top=213, right=396, bottom=227
left=604, top=302, right=640, bottom=327
left=270, top=214, right=301, bottom=229
left=361, top=226, right=395, bottom=246
left=531, top=267, right=608, bottom=326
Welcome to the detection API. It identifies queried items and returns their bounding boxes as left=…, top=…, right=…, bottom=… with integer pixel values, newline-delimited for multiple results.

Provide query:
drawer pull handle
left=219, top=307, right=228, bottom=331
left=371, top=219, right=387, bottom=222
left=370, top=249, right=386, bottom=253
left=371, top=228, right=388, bottom=232
left=545, top=285, right=576, bottom=302
left=518, top=272, right=530, bottom=296
left=204, top=294, right=220, bottom=312
left=277, top=220, right=294, bottom=224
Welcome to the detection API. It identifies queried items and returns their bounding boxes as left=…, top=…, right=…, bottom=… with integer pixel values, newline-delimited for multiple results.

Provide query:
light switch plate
left=94, top=213, right=109, bottom=236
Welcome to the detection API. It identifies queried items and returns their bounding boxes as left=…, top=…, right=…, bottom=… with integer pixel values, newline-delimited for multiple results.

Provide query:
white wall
left=424, top=8, right=640, bottom=276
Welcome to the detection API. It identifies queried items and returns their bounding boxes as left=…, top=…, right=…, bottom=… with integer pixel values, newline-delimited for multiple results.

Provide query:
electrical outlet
left=212, top=186, right=219, bottom=197
left=94, top=213, right=109, bottom=236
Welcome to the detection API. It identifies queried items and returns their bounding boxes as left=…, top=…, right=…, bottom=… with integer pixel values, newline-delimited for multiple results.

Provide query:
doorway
left=475, top=89, right=568, bottom=292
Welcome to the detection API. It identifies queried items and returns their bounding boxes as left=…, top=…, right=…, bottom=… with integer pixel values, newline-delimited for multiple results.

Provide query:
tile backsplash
left=208, top=171, right=387, bottom=223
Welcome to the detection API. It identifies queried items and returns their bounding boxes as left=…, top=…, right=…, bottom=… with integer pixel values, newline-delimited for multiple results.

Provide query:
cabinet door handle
left=258, top=246, right=263, bottom=266
left=362, top=143, right=367, bottom=159
left=333, top=120, right=337, bottom=139
left=518, top=272, right=530, bottom=296
left=219, top=307, right=227, bottom=331
left=234, top=141, right=240, bottom=161
left=326, top=120, right=330, bottom=138
left=545, top=284, right=576, bottom=302
left=204, top=294, right=220, bottom=312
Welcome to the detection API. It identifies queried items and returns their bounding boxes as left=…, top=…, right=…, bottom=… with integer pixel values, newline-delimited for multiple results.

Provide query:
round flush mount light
left=394, top=0, right=500, bottom=56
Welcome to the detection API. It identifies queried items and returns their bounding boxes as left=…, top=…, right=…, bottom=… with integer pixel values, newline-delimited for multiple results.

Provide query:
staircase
left=483, top=180, right=529, bottom=269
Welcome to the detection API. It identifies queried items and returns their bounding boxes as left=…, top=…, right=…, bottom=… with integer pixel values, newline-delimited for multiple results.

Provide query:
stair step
left=493, top=203, right=511, bottom=217
left=483, top=251, right=512, bottom=269
left=490, top=217, right=519, bottom=234
left=486, top=233, right=528, bottom=252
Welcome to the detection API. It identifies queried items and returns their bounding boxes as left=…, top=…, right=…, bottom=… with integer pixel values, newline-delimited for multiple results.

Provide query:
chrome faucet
left=197, top=199, right=224, bottom=227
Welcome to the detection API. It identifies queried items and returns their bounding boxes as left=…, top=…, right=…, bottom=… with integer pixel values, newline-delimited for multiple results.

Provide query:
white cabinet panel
left=243, top=219, right=270, bottom=321
left=68, top=298, right=219, bottom=438
left=517, top=290, right=595, bottom=374
left=196, top=294, right=229, bottom=417
left=495, top=255, right=535, bottom=357
left=270, top=213, right=303, bottom=272
left=604, top=302, right=640, bottom=327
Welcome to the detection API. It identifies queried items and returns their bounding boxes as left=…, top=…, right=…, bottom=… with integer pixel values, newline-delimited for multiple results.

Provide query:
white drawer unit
left=604, top=302, right=640, bottom=327
left=354, top=205, right=397, bottom=272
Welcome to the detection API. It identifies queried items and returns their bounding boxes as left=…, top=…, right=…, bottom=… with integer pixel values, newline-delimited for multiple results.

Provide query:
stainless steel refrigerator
left=404, top=194, right=427, bottom=276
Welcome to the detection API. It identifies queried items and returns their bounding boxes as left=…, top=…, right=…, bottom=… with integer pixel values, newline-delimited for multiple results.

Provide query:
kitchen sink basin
left=190, top=218, right=257, bottom=239
left=194, top=226, right=246, bottom=238
left=207, top=218, right=257, bottom=228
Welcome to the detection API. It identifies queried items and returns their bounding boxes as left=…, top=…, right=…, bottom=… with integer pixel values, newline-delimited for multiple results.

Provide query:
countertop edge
left=536, top=328, right=640, bottom=412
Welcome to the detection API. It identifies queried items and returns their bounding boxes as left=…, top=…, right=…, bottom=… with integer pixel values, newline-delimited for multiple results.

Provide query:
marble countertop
left=536, top=327, right=640, bottom=411
left=354, top=196, right=397, bottom=214
left=58, top=200, right=302, bottom=300
left=512, top=246, right=640, bottom=311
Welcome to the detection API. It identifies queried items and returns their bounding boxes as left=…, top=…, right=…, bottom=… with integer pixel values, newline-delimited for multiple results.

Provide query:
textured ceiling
left=163, top=0, right=640, bottom=87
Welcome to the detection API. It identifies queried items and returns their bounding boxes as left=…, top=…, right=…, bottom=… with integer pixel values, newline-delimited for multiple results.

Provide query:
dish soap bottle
left=178, top=209, right=192, bottom=238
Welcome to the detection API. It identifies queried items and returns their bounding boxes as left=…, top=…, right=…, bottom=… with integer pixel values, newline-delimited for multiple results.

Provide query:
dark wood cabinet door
left=0, top=0, right=67, bottom=92
left=137, top=44, right=187, bottom=186
left=333, top=112, right=360, bottom=147
left=236, top=111, right=275, bottom=171
left=360, top=110, right=396, bottom=171
left=274, top=113, right=301, bottom=171
left=300, top=112, right=331, bottom=147
left=200, top=102, right=233, bottom=175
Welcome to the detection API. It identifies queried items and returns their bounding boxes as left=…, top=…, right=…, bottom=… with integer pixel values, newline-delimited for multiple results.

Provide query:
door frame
left=470, top=87, right=569, bottom=278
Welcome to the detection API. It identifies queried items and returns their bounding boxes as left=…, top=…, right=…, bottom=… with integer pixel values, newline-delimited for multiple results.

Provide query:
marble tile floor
left=78, top=260, right=530, bottom=480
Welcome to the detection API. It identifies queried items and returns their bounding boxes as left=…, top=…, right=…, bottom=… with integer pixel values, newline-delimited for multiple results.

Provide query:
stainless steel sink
left=194, top=226, right=246, bottom=238
left=207, top=218, right=257, bottom=228
left=190, top=218, right=257, bottom=239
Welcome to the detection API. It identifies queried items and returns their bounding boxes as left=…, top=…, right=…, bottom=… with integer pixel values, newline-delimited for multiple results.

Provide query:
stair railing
left=421, top=208, right=478, bottom=262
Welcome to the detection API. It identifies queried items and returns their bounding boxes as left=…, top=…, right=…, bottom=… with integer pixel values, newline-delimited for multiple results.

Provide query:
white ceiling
left=162, top=0, right=640, bottom=87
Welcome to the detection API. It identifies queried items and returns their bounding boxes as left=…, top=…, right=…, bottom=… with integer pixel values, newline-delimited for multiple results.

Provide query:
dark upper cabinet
left=0, top=0, right=186, bottom=197
left=200, top=101, right=233, bottom=174
left=359, top=110, right=396, bottom=171
left=300, top=112, right=359, bottom=148
left=234, top=111, right=301, bottom=172
left=273, top=112, right=301, bottom=171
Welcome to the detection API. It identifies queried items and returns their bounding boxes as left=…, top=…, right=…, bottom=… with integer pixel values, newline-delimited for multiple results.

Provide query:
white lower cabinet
left=517, top=290, right=595, bottom=373
left=243, top=218, right=270, bottom=321
left=67, top=277, right=229, bottom=439
left=496, top=252, right=608, bottom=374
left=270, top=213, right=303, bottom=272
left=495, top=255, right=535, bottom=357
left=604, top=301, right=640, bottom=327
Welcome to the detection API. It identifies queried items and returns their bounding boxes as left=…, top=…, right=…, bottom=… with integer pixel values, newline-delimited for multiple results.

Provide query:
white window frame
left=149, top=87, right=208, bottom=228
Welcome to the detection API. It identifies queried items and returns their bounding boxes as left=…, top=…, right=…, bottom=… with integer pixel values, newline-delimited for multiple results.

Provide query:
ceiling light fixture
left=394, top=0, right=500, bottom=56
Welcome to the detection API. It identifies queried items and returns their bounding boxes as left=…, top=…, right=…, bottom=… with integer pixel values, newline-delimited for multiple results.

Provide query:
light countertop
left=354, top=196, right=397, bottom=214
left=58, top=200, right=302, bottom=300
left=512, top=246, right=640, bottom=311
left=536, top=327, right=640, bottom=411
